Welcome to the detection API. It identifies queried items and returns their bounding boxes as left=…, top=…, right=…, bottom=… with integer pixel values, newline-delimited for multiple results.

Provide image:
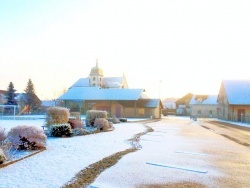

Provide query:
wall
left=191, top=104, right=218, bottom=118
left=92, top=101, right=123, bottom=117
left=217, top=83, right=229, bottom=120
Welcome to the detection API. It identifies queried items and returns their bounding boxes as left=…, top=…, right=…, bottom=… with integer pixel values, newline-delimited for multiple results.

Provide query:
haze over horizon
left=1, top=0, right=250, bottom=100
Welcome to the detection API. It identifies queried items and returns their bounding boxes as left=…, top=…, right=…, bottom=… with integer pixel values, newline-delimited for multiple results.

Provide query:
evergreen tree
left=5, top=82, right=17, bottom=105
left=24, top=79, right=41, bottom=113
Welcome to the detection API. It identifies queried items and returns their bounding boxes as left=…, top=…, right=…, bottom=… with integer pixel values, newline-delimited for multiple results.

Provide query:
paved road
left=91, top=116, right=250, bottom=188
left=200, top=119, right=250, bottom=148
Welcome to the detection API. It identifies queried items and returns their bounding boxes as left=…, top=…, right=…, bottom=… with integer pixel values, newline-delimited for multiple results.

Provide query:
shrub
left=0, top=127, right=7, bottom=145
left=45, top=107, right=70, bottom=127
left=94, top=118, right=110, bottom=131
left=50, top=124, right=72, bottom=137
left=112, top=115, right=120, bottom=124
left=108, top=121, right=113, bottom=128
left=72, top=128, right=88, bottom=136
left=85, top=110, right=108, bottom=126
left=68, top=112, right=82, bottom=128
left=70, top=112, right=81, bottom=119
left=68, top=112, right=84, bottom=129
left=68, top=119, right=84, bottom=129
left=0, top=148, right=6, bottom=164
left=7, top=125, right=46, bottom=150
left=119, top=118, right=127, bottom=122
left=0, top=142, right=13, bottom=162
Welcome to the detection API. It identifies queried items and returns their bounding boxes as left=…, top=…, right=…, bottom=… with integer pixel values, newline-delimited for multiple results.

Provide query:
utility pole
left=159, top=80, right=162, bottom=100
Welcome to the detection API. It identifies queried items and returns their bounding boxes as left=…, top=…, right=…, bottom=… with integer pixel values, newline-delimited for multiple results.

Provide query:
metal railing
left=227, top=112, right=250, bottom=124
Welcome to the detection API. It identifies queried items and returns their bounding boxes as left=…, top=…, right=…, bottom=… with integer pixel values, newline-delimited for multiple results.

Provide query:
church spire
left=96, top=59, right=98, bottom=67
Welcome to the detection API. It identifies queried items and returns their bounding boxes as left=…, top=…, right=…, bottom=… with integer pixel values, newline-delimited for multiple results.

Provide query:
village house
left=175, top=93, right=193, bottom=116
left=189, top=95, right=218, bottom=118
left=162, top=97, right=179, bottom=115
left=57, top=62, right=162, bottom=118
left=0, top=90, right=7, bottom=105
left=217, top=80, right=250, bottom=123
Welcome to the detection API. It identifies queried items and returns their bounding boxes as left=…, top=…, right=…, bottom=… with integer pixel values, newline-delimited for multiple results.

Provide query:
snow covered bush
left=0, top=127, right=7, bottom=145
left=0, top=142, right=13, bottom=162
left=70, top=112, right=81, bottom=119
left=119, top=118, right=127, bottom=122
left=68, top=112, right=84, bottom=129
left=45, top=107, right=70, bottom=127
left=112, top=115, right=120, bottom=124
left=68, top=119, right=84, bottom=129
left=71, top=128, right=88, bottom=136
left=85, top=110, right=108, bottom=126
left=94, top=118, right=110, bottom=130
left=0, top=148, right=6, bottom=164
left=50, top=124, right=72, bottom=137
left=6, top=125, right=46, bottom=150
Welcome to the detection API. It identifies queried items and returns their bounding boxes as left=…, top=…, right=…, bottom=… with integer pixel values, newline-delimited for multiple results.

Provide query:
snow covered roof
left=223, top=80, right=250, bottom=105
left=103, top=77, right=123, bottom=87
left=201, top=95, right=218, bottom=104
left=139, top=92, right=150, bottom=99
left=58, top=87, right=144, bottom=101
left=41, top=100, right=56, bottom=107
left=190, top=95, right=218, bottom=105
left=163, top=98, right=179, bottom=103
left=70, top=77, right=125, bottom=88
left=70, top=78, right=90, bottom=87
left=138, top=99, right=162, bottom=108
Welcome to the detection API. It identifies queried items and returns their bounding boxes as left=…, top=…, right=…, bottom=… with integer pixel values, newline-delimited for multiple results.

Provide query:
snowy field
left=0, top=117, right=147, bottom=188
left=1, top=116, right=249, bottom=188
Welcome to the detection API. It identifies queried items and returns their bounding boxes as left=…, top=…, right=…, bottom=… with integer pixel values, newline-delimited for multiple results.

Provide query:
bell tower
left=89, top=59, right=104, bottom=87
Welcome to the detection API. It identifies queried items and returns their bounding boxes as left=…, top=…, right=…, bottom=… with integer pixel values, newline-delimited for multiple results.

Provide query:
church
left=57, top=61, right=162, bottom=118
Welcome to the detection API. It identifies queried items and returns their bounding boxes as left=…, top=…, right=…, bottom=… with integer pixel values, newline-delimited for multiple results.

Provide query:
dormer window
left=197, top=98, right=203, bottom=104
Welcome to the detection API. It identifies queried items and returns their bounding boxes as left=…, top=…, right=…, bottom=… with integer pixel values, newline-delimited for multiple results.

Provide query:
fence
left=227, top=112, right=250, bottom=124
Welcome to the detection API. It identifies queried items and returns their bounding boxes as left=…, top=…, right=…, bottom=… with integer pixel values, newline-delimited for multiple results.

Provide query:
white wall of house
left=191, top=104, right=218, bottom=118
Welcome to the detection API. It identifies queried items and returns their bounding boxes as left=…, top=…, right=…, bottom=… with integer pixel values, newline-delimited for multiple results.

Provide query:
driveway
left=90, top=116, right=250, bottom=188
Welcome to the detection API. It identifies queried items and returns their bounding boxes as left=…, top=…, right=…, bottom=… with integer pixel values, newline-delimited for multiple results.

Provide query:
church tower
left=89, top=59, right=104, bottom=87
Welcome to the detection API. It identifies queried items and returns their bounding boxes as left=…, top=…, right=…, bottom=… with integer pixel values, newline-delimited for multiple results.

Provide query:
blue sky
left=1, top=0, right=250, bottom=99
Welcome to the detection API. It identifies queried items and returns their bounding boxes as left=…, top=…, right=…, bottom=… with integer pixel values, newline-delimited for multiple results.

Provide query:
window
left=209, top=110, right=212, bottom=115
left=198, top=110, right=201, bottom=114
left=223, top=109, right=225, bottom=117
left=197, top=98, right=202, bottom=104
left=93, top=77, right=95, bottom=81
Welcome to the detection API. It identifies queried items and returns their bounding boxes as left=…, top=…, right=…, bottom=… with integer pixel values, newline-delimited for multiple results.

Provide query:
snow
left=1, top=116, right=250, bottom=187
left=199, top=117, right=250, bottom=128
left=0, top=117, right=146, bottom=188
left=90, top=117, right=250, bottom=188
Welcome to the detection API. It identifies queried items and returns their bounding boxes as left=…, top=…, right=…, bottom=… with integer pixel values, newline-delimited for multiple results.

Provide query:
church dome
left=90, top=61, right=103, bottom=76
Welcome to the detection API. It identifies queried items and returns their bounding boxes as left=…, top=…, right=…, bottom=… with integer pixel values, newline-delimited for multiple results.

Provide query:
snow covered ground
left=1, top=116, right=249, bottom=188
left=90, top=117, right=250, bottom=188
left=0, top=117, right=146, bottom=188
left=208, top=118, right=250, bottom=128
left=90, top=118, right=220, bottom=187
